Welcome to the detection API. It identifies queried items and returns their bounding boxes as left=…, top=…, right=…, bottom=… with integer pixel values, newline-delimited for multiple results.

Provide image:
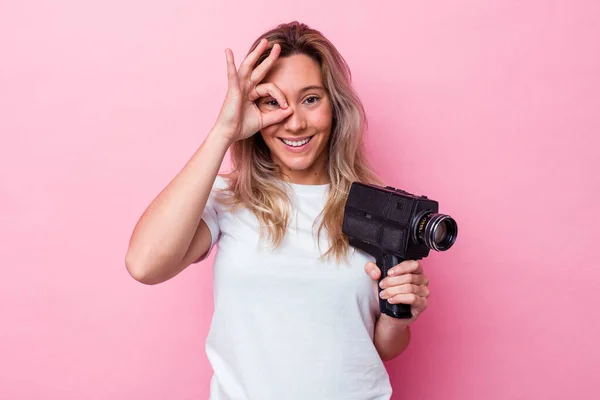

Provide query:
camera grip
left=378, top=253, right=412, bottom=319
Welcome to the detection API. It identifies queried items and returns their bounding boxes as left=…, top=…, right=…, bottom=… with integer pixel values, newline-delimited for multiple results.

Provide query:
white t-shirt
left=198, top=175, right=392, bottom=400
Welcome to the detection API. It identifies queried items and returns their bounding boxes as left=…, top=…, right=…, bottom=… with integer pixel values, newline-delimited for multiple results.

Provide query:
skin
left=366, top=260, right=430, bottom=361
left=256, top=54, right=333, bottom=185
left=219, top=40, right=431, bottom=361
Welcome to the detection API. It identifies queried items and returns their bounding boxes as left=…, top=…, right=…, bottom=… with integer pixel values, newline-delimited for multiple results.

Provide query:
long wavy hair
left=219, top=21, right=383, bottom=262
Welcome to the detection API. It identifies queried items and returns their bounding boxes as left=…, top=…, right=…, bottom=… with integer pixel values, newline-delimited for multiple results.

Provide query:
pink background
left=1, top=1, right=599, bottom=399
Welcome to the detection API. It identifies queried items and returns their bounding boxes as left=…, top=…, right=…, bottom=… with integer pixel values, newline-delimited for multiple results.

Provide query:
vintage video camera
left=342, top=182, right=458, bottom=319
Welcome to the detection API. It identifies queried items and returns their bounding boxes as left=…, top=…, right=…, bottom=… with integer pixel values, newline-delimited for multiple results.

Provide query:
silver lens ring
left=424, top=214, right=457, bottom=251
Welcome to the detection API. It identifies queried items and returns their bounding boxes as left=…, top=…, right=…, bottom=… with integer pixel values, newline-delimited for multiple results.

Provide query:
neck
left=280, top=171, right=329, bottom=185
left=271, top=148, right=331, bottom=185
left=277, top=160, right=329, bottom=185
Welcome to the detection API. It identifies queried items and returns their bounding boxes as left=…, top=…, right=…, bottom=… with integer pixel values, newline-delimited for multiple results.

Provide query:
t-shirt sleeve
left=192, top=176, right=224, bottom=263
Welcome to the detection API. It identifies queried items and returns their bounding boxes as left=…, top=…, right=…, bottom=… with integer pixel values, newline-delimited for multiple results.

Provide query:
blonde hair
left=220, top=21, right=383, bottom=262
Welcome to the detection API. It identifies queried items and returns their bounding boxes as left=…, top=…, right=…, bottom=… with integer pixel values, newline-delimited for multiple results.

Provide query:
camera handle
left=378, top=253, right=412, bottom=319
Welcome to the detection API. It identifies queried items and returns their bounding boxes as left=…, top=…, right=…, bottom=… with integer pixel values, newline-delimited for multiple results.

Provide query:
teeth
left=282, top=137, right=311, bottom=147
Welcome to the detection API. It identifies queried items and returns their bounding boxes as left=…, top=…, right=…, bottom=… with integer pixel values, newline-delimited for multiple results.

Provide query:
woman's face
left=257, top=54, right=333, bottom=185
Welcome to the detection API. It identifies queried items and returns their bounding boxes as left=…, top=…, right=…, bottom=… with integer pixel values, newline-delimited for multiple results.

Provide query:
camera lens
left=416, top=213, right=458, bottom=251
left=433, top=222, right=447, bottom=245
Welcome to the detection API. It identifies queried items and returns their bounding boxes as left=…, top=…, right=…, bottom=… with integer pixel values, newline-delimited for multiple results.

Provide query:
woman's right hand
left=212, top=38, right=293, bottom=144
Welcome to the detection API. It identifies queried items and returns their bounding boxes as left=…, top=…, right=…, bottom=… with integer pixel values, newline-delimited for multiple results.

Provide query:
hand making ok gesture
left=213, top=38, right=293, bottom=144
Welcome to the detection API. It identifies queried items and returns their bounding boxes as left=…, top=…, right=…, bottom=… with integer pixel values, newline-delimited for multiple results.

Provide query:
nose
left=283, top=106, right=307, bottom=133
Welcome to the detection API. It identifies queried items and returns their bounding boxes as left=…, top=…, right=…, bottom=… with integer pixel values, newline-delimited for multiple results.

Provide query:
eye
left=304, top=95, right=320, bottom=105
left=264, top=99, right=279, bottom=107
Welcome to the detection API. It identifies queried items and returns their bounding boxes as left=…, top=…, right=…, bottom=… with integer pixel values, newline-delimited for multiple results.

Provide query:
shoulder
left=209, top=174, right=234, bottom=206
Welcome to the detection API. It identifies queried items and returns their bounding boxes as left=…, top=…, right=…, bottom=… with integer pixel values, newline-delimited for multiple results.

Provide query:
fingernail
left=388, top=269, right=395, bottom=276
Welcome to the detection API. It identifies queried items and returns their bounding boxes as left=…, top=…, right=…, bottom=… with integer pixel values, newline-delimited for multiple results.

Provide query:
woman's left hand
left=365, top=260, right=430, bottom=325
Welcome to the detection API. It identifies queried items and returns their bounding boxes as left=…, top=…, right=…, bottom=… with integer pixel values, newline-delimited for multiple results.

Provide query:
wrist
left=377, top=313, right=411, bottom=331
left=206, top=126, right=236, bottom=151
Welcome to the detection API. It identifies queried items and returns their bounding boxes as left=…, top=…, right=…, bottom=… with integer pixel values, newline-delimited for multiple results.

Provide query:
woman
left=126, top=21, right=431, bottom=400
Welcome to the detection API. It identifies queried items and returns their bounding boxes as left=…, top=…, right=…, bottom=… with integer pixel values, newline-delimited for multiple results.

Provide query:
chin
left=278, top=158, right=316, bottom=172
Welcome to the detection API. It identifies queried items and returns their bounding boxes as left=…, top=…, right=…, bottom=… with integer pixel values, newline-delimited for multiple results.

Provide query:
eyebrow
left=299, top=85, right=325, bottom=92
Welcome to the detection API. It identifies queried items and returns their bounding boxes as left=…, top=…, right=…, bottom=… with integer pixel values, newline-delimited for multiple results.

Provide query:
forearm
left=125, top=128, right=231, bottom=280
left=373, top=314, right=411, bottom=362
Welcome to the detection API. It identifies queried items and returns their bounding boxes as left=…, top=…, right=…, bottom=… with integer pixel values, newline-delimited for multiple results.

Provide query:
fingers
left=225, top=40, right=282, bottom=99
left=379, top=282, right=430, bottom=300
left=249, top=43, right=281, bottom=85
left=261, top=107, right=293, bottom=128
left=225, top=49, right=241, bottom=98
left=379, top=273, right=429, bottom=289
left=386, top=260, right=422, bottom=276
left=386, top=293, right=428, bottom=312
left=249, top=83, right=288, bottom=107
left=238, top=38, right=269, bottom=80
left=364, top=262, right=381, bottom=280
left=225, top=49, right=238, bottom=86
left=252, top=82, right=291, bottom=128
left=378, top=259, right=430, bottom=313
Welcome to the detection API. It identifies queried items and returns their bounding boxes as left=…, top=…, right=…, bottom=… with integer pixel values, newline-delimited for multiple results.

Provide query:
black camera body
left=342, top=182, right=458, bottom=319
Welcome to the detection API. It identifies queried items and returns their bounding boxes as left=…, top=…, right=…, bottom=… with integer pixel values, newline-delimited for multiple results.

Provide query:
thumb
left=364, top=262, right=381, bottom=281
left=261, top=107, right=293, bottom=127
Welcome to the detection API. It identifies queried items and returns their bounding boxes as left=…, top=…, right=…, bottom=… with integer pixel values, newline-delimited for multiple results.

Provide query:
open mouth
left=278, top=136, right=314, bottom=148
